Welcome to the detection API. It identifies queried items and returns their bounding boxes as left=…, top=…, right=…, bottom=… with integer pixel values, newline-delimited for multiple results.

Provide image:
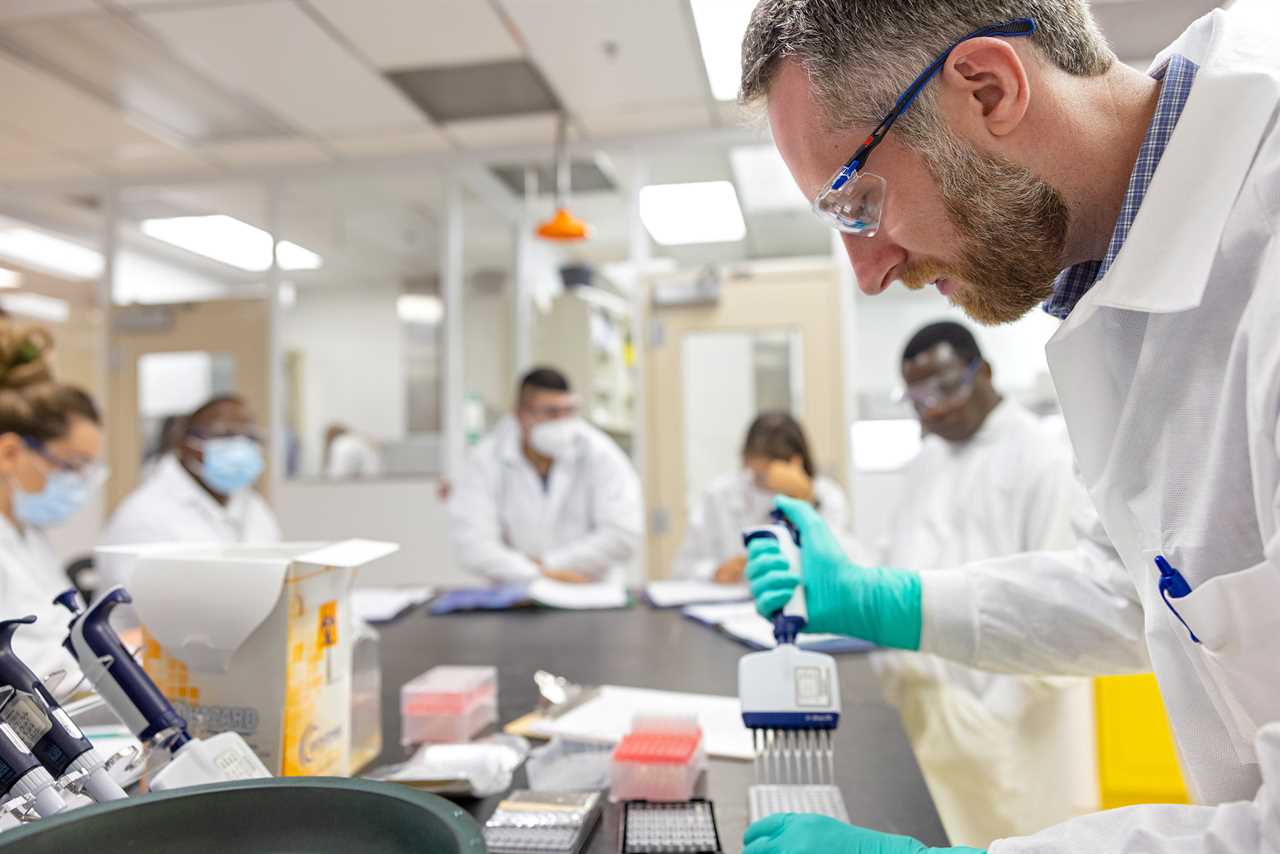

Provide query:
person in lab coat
left=101, top=394, right=281, bottom=553
left=871, top=321, right=1094, bottom=847
left=0, top=323, right=104, bottom=687
left=323, top=423, right=382, bottom=479
left=449, top=366, right=641, bottom=586
left=739, top=0, right=1280, bottom=851
left=674, top=411, right=848, bottom=583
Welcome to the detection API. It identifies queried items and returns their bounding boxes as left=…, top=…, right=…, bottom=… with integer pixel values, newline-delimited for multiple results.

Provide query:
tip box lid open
left=120, top=540, right=399, bottom=672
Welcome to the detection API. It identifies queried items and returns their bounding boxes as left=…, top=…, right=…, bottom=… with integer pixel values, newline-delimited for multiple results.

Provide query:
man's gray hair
left=740, top=0, right=1113, bottom=142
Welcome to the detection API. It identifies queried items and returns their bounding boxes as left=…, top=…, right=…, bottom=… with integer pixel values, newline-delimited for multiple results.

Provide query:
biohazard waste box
left=120, top=540, right=398, bottom=776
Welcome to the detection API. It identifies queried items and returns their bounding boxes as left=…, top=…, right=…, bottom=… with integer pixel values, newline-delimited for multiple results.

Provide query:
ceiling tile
left=0, top=10, right=290, bottom=143
left=308, top=0, right=521, bottom=70
left=0, top=50, right=164, bottom=155
left=443, top=112, right=562, bottom=149
left=388, top=60, right=559, bottom=123
left=327, top=128, right=452, bottom=159
left=199, top=137, right=335, bottom=167
left=503, top=0, right=711, bottom=126
left=582, top=104, right=712, bottom=139
left=0, top=1, right=98, bottom=22
left=137, top=0, right=430, bottom=136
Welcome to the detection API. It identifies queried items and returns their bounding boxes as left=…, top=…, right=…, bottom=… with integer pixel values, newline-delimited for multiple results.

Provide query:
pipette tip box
left=400, top=665, right=497, bottom=745
left=609, top=715, right=705, bottom=802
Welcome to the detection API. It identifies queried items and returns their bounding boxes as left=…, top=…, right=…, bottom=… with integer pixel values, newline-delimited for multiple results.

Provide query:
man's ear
left=939, top=37, right=1031, bottom=138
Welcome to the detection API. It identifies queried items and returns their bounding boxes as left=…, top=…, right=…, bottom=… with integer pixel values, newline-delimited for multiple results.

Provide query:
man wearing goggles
left=740, top=1, right=1280, bottom=853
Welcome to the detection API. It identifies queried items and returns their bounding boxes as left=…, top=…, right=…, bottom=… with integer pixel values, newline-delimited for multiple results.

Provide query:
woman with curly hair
left=0, top=319, right=104, bottom=685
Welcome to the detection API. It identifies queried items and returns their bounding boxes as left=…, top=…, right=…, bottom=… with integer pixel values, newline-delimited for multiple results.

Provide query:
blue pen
left=1155, top=555, right=1199, bottom=643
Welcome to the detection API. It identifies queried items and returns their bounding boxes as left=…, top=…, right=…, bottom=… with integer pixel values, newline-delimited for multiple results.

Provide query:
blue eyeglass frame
left=825, top=18, right=1037, bottom=195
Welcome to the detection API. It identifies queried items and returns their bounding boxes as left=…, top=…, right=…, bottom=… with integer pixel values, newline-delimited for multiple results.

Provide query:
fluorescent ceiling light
left=730, top=145, right=810, bottom=211
left=0, top=268, right=19, bottom=289
left=0, top=292, right=70, bottom=323
left=639, top=181, right=747, bottom=245
left=140, top=215, right=323, bottom=272
left=397, top=294, right=443, bottom=325
left=0, top=229, right=104, bottom=280
left=689, top=0, right=756, bottom=101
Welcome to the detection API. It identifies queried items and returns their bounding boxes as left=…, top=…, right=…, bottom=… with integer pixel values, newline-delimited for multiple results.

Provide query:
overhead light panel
left=0, top=268, right=19, bottom=289
left=140, top=215, right=322, bottom=272
left=0, top=228, right=104, bottom=280
left=0, top=292, right=70, bottom=324
left=689, top=0, right=757, bottom=101
left=730, top=145, right=810, bottom=211
left=397, top=294, right=443, bottom=325
left=639, top=181, right=747, bottom=245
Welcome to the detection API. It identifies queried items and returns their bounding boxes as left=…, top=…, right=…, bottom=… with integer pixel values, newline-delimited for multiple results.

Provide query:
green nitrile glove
left=744, top=495, right=923, bottom=650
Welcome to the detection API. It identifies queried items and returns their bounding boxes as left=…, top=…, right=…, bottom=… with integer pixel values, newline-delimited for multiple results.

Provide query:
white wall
left=280, top=282, right=405, bottom=475
left=275, top=477, right=466, bottom=587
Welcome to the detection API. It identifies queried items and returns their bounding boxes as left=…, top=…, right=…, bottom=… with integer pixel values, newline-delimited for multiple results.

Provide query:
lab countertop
left=372, top=605, right=949, bottom=853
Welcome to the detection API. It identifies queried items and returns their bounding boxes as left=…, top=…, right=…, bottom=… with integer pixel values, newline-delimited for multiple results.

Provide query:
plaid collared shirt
left=1042, top=54, right=1199, bottom=320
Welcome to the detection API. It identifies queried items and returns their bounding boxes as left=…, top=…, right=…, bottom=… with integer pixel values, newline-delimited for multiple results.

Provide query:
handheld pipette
left=54, top=587, right=270, bottom=790
left=0, top=714, right=66, bottom=819
left=737, top=512, right=848, bottom=823
left=0, top=616, right=127, bottom=804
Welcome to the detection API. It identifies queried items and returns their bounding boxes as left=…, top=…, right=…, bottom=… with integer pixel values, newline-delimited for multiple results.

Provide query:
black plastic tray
left=0, top=777, right=485, bottom=854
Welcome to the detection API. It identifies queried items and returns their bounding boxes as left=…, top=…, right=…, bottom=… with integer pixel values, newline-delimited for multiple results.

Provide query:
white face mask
left=529, top=417, right=582, bottom=459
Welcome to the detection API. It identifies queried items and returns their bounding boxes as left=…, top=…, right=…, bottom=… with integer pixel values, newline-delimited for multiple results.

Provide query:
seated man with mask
left=102, top=394, right=281, bottom=549
left=449, top=367, right=641, bottom=585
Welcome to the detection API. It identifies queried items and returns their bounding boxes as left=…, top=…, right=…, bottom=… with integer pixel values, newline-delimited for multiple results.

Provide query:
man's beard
left=898, top=131, right=1070, bottom=325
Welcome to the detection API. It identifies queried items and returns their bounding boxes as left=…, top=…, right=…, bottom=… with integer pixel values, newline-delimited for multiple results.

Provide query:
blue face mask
left=12, top=469, right=94, bottom=528
left=197, top=436, right=264, bottom=496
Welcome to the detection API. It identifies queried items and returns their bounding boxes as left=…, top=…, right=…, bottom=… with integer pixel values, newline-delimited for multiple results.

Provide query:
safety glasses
left=898, top=359, right=981, bottom=411
left=22, top=436, right=108, bottom=485
left=813, top=18, right=1036, bottom=236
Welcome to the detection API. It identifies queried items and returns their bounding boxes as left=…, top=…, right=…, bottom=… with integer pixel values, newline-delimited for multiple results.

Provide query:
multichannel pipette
left=0, top=616, right=127, bottom=804
left=55, top=586, right=270, bottom=791
left=737, top=512, right=849, bottom=823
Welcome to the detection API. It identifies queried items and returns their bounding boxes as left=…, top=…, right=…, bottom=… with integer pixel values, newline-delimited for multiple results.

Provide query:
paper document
left=528, top=685, right=754, bottom=760
left=644, top=580, right=751, bottom=608
left=527, top=578, right=629, bottom=610
left=683, top=602, right=874, bottom=654
left=351, top=587, right=434, bottom=623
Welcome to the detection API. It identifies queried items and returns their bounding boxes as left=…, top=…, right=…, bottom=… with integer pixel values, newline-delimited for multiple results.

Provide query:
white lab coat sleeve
left=990, top=720, right=1280, bottom=854
left=448, top=449, right=540, bottom=583
left=672, top=486, right=722, bottom=581
left=919, top=500, right=1150, bottom=676
left=542, top=443, right=643, bottom=578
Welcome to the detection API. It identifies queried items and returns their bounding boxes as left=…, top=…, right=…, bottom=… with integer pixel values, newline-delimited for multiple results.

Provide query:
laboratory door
left=643, top=264, right=849, bottom=580
left=107, top=299, right=272, bottom=513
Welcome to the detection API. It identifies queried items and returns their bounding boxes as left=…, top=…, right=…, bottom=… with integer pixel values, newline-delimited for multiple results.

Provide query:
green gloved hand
left=745, top=495, right=923, bottom=650
left=743, top=814, right=984, bottom=854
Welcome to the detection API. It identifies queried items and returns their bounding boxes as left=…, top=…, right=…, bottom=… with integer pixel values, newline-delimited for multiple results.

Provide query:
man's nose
left=840, top=231, right=901, bottom=296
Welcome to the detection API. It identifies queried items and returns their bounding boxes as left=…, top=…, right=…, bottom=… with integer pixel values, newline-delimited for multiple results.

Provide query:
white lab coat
left=873, top=400, right=1096, bottom=846
left=0, top=514, right=82, bottom=690
left=916, top=4, right=1280, bottom=850
left=99, top=455, right=281, bottom=575
left=674, top=470, right=849, bottom=580
left=449, top=417, right=642, bottom=585
left=326, top=434, right=382, bottom=479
